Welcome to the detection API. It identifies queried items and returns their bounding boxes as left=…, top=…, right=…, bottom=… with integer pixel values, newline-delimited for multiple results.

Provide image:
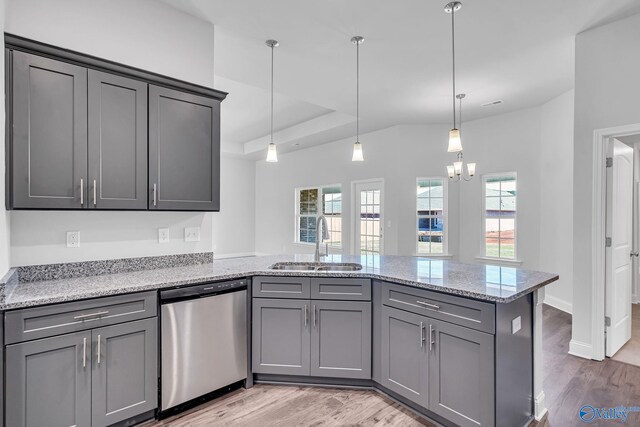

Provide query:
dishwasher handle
left=161, top=279, right=247, bottom=304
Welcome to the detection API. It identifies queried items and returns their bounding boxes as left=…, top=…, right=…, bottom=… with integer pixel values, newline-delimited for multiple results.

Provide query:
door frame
left=350, top=178, right=385, bottom=255
left=590, top=123, right=640, bottom=361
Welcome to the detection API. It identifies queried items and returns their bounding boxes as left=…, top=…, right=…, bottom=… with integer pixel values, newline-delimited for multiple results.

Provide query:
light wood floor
left=145, top=305, right=640, bottom=427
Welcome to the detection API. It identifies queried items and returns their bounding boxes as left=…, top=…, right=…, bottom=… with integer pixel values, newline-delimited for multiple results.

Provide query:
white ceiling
left=162, top=0, right=640, bottom=157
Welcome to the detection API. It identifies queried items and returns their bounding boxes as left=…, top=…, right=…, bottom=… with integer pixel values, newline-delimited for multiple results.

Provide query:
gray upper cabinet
left=149, top=85, right=221, bottom=211
left=88, top=70, right=148, bottom=210
left=92, top=318, right=157, bottom=427
left=428, top=318, right=495, bottom=427
left=310, top=300, right=371, bottom=379
left=5, top=331, right=92, bottom=427
left=252, top=298, right=310, bottom=376
left=10, top=50, right=88, bottom=209
left=380, top=306, right=429, bottom=408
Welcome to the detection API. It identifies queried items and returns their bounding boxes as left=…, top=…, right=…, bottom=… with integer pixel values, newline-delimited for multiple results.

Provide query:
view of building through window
left=484, top=174, right=517, bottom=259
left=417, top=178, right=446, bottom=254
left=296, top=186, right=342, bottom=246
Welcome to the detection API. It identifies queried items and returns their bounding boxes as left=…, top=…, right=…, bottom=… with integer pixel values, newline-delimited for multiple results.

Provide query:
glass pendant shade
left=352, top=141, right=364, bottom=162
left=266, top=142, right=278, bottom=162
left=467, top=162, right=476, bottom=176
left=448, top=128, right=463, bottom=152
left=453, top=161, right=463, bottom=176
left=447, top=165, right=455, bottom=179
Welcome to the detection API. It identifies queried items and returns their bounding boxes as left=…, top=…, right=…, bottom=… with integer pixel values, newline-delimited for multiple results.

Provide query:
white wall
left=0, top=0, right=8, bottom=277
left=4, top=0, right=256, bottom=266
left=539, top=90, right=575, bottom=313
left=572, top=13, right=640, bottom=357
left=256, top=94, right=574, bottom=291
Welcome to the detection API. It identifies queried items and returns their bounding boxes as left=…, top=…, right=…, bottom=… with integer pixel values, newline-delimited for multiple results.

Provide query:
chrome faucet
left=315, top=215, right=330, bottom=262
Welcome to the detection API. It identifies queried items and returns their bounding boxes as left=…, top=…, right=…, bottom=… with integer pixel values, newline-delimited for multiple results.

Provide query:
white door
left=353, top=180, right=384, bottom=255
left=605, top=139, right=634, bottom=357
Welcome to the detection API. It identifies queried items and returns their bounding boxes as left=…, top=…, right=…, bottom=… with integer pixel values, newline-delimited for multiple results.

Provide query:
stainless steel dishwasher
left=160, top=279, right=247, bottom=414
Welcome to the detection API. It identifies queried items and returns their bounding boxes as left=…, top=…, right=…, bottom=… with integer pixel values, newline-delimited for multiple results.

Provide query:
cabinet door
left=252, top=298, right=310, bottom=375
left=5, top=331, right=92, bottom=427
left=310, top=300, right=371, bottom=379
left=92, top=318, right=158, bottom=427
left=429, top=319, right=495, bottom=427
left=88, top=70, right=148, bottom=209
left=11, top=51, right=87, bottom=209
left=380, top=306, right=429, bottom=408
left=148, top=85, right=220, bottom=211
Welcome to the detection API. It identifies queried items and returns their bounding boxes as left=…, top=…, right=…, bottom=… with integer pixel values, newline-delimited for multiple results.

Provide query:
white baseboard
left=569, top=339, right=593, bottom=360
left=534, top=391, right=547, bottom=421
left=543, top=295, right=572, bottom=314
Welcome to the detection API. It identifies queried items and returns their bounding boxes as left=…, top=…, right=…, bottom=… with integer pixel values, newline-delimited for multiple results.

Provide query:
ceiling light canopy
left=351, top=35, right=364, bottom=162
left=265, top=39, right=279, bottom=163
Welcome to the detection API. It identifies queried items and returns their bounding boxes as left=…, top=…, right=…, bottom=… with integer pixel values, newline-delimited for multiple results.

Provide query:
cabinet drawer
left=5, top=291, right=157, bottom=344
left=311, top=278, right=371, bottom=301
left=381, top=282, right=495, bottom=334
left=252, top=276, right=310, bottom=299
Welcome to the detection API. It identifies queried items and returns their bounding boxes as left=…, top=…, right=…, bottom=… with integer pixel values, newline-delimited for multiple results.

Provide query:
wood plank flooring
left=146, top=305, right=640, bottom=426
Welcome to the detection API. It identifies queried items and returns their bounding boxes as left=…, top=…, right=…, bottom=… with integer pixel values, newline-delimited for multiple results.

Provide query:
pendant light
left=447, top=94, right=476, bottom=181
left=265, top=39, right=279, bottom=162
left=445, top=2, right=463, bottom=153
left=351, top=36, right=364, bottom=162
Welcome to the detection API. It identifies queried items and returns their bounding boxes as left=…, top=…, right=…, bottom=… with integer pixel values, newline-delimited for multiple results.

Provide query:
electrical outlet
left=185, top=227, right=200, bottom=242
left=512, top=316, right=522, bottom=334
left=66, top=231, right=80, bottom=248
left=158, top=228, right=170, bottom=244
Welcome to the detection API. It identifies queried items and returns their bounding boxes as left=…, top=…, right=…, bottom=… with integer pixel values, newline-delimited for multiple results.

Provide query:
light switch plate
left=66, top=231, right=80, bottom=248
left=512, top=316, right=522, bottom=334
left=185, top=227, right=200, bottom=242
left=158, top=228, right=170, bottom=244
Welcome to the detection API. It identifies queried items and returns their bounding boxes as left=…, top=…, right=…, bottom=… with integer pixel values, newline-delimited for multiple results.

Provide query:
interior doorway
left=606, top=134, right=640, bottom=365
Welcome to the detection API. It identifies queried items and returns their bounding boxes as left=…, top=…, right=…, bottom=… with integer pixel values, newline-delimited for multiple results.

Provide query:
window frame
left=481, top=172, right=518, bottom=261
left=415, top=177, right=449, bottom=256
left=294, top=184, right=342, bottom=248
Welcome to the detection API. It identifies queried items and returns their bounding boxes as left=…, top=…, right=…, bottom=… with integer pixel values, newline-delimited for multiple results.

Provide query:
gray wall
left=571, top=12, right=640, bottom=355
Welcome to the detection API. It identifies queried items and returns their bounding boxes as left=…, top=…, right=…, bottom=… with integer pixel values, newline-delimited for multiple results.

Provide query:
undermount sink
left=270, top=262, right=363, bottom=272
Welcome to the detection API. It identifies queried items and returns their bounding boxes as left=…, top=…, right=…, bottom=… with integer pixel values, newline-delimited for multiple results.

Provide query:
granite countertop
left=0, top=254, right=558, bottom=310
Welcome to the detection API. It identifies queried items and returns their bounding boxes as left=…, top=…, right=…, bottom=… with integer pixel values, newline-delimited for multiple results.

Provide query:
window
left=483, top=173, right=516, bottom=259
left=296, top=185, right=342, bottom=246
left=416, top=178, right=447, bottom=254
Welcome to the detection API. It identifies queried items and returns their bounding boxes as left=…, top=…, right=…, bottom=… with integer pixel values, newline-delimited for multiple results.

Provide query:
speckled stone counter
left=0, top=254, right=558, bottom=310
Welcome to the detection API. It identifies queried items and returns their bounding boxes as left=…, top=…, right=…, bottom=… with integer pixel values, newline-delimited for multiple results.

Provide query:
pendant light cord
left=356, top=40, right=360, bottom=142
left=451, top=9, right=456, bottom=129
left=270, top=44, right=274, bottom=144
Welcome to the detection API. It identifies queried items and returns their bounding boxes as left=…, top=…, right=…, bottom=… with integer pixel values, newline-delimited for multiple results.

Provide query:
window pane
left=486, top=197, right=501, bottom=212
left=501, top=179, right=516, bottom=195
left=501, top=196, right=516, bottom=212
left=417, top=178, right=447, bottom=254
left=486, top=239, right=500, bottom=257
left=485, top=218, right=499, bottom=234
left=429, top=180, right=444, bottom=198
left=486, top=180, right=501, bottom=194
left=499, top=239, right=515, bottom=258
left=499, top=218, right=515, bottom=239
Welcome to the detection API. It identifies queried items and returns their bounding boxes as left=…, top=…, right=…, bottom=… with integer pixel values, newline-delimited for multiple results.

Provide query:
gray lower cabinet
left=252, top=298, right=310, bottom=375
left=311, top=300, right=371, bottom=379
left=5, top=311, right=157, bottom=427
left=92, top=318, right=158, bottom=427
left=10, top=50, right=88, bottom=209
left=429, top=318, right=495, bottom=427
left=88, top=70, right=148, bottom=210
left=6, top=330, right=92, bottom=427
left=149, top=85, right=221, bottom=211
left=380, top=306, right=429, bottom=408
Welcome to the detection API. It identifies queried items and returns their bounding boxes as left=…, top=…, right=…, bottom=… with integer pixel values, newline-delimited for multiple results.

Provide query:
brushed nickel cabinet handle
left=83, top=337, right=87, bottom=368
left=416, top=300, right=440, bottom=311
left=313, top=305, right=317, bottom=328
left=420, top=321, right=424, bottom=348
left=73, top=311, right=109, bottom=320
left=80, top=179, right=84, bottom=205
left=429, top=325, right=435, bottom=351
left=93, top=179, right=97, bottom=206
left=97, top=335, right=101, bottom=365
left=153, top=184, right=157, bottom=206
left=304, top=304, right=308, bottom=326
